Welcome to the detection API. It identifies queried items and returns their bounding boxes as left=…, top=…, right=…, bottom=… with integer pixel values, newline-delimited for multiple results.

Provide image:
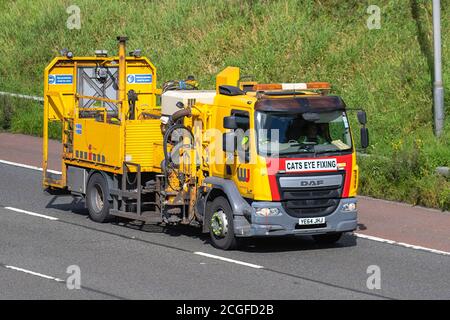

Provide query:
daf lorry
left=43, top=37, right=369, bottom=249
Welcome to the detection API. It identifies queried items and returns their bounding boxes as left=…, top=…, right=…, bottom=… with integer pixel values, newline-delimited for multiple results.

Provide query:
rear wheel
left=312, top=232, right=343, bottom=244
left=86, top=173, right=113, bottom=223
left=207, top=196, right=238, bottom=250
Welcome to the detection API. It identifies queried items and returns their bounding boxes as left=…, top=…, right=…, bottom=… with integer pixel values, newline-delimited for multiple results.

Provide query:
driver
left=305, top=124, right=319, bottom=143
left=300, top=123, right=328, bottom=144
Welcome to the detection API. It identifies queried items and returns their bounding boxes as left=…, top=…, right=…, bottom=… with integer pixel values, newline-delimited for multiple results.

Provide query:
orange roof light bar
left=253, top=83, right=283, bottom=91
left=253, top=82, right=331, bottom=91
left=306, top=82, right=331, bottom=89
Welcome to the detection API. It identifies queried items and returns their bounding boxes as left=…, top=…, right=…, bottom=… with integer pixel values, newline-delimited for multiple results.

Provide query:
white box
left=161, top=90, right=216, bottom=116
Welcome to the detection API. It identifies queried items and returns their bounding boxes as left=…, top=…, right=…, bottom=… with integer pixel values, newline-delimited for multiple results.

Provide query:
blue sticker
left=127, top=75, right=135, bottom=83
left=127, top=74, right=152, bottom=84
left=48, top=74, right=73, bottom=85
left=75, top=123, right=82, bottom=135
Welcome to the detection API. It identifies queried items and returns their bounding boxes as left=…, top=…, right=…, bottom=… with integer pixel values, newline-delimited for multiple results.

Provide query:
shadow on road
left=45, top=195, right=357, bottom=253
left=236, top=234, right=357, bottom=253
left=139, top=223, right=357, bottom=253
left=45, top=194, right=88, bottom=216
left=117, top=221, right=357, bottom=253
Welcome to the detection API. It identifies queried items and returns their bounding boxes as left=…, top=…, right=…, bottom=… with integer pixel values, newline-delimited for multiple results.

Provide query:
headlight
left=342, top=202, right=357, bottom=212
left=255, top=207, right=280, bottom=217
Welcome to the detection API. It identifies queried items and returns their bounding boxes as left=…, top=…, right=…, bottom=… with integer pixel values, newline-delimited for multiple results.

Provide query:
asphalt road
left=0, top=163, right=449, bottom=300
left=2, top=133, right=449, bottom=252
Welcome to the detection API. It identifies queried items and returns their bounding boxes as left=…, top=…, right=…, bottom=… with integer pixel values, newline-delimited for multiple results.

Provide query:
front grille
left=282, top=188, right=341, bottom=200
left=278, top=173, right=343, bottom=218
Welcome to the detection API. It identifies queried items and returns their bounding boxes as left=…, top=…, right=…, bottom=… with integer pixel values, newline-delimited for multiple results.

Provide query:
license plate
left=298, top=217, right=326, bottom=225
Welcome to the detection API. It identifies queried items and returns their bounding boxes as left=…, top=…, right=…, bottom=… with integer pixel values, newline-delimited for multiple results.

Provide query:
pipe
left=433, top=0, right=444, bottom=137
left=170, top=108, right=192, bottom=124
left=117, top=36, right=128, bottom=116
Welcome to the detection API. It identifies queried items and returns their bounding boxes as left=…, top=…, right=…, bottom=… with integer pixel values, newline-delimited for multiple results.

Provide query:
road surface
left=0, top=133, right=449, bottom=299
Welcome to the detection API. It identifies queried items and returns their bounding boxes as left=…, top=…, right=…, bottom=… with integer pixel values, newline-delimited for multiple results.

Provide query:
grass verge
left=0, top=0, right=448, bottom=209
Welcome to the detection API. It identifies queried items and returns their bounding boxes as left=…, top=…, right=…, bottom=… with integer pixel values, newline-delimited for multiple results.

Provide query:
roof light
left=253, top=82, right=331, bottom=91
left=306, top=82, right=331, bottom=89
left=95, top=50, right=108, bottom=57
left=129, top=49, right=142, bottom=58
left=59, top=48, right=73, bottom=59
left=253, top=83, right=283, bottom=91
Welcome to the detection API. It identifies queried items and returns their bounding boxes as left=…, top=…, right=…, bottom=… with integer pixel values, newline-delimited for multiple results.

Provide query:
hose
left=162, top=79, right=199, bottom=93
left=162, top=122, right=194, bottom=192
left=169, top=108, right=191, bottom=125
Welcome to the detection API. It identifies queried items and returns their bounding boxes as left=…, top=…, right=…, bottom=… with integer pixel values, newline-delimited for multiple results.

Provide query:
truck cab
left=191, top=67, right=369, bottom=249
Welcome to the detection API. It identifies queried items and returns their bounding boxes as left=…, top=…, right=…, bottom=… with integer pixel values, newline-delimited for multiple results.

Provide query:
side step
left=44, top=171, right=65, bottom=189
left=109, top=161, right=163, bottom=224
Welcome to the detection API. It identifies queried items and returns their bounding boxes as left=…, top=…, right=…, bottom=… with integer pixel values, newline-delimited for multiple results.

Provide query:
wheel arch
left=201, top=177, right=252, bottom=233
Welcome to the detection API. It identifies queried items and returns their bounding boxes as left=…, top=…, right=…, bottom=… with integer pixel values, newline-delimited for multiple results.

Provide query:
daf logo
left=300, top=180, right=324, bottom=187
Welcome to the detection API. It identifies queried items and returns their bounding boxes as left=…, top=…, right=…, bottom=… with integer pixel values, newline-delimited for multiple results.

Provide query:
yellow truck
left=43, top=37, right=369, bottom=250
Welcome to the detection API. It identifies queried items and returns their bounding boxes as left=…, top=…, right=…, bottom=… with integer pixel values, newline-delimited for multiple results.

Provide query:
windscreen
left=256, top=110, right=352, bottom=157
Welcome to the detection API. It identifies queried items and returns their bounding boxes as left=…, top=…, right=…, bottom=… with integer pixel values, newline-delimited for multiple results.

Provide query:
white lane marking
left=194, top=252, right=264, bottom=269
left=1, top=160, right=449, bottom=258
left=4, top=207, right=59, bottom=221
left=5, top=265, right=64, bottom=282
left=0, top=159, right=61, bottom=174
left=354, top=233, right=450, bottom=256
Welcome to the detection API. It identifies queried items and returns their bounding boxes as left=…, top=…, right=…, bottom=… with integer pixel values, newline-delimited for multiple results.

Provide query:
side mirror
left=224, top=115, right=249, bottom=129
left=357, top=110, right=367, bottom=125
left=360, top=127, right=369, bottom=149
left=222, top=132, right=236, bottom=153
left=223, top=116, right=238, bottom=129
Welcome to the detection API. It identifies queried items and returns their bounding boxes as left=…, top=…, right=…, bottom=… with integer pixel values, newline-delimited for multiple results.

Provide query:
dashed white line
left=1, top=158, right=449, bottom=258
left=4, top=207, right=59, bottom=221
left=4, top=265, right=64, bottom=282
left=194, top=252, right=264, bottom=269
left=0, top=159, right=61, bottom=174
left=354, top=233, right=450, bottom=256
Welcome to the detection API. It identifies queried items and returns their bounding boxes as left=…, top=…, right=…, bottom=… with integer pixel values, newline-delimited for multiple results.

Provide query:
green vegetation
left=0, top=96, right=60, bottom=138
left=0, top=0, right=448, bottom=209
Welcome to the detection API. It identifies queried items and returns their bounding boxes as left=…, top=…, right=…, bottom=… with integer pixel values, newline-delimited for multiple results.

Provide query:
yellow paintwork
left=252, top=155, right=273, bottom=201
left=43, top=47, right=161, bottom=188
left=215, top=67, right=240, bottom=92
left=43, top=42, right=359, bottom=207
left=72, top=119, right=122, bottom=167
left=349, top=152, right=359, bottom=197
left=125, top=120, right=163, bottom=171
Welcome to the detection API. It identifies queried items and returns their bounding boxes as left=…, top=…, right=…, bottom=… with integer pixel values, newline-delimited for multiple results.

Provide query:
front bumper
left=233, top=198, right=357, bottom=237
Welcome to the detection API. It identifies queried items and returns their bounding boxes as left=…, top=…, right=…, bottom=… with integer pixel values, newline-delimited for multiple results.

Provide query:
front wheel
left=312, top=232, right=343, bottom=244
left=207, top=196, right=238, bottom=250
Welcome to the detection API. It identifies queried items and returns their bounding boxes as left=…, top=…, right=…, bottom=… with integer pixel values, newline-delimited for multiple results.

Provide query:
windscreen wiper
left=314, top=148, right=350, bottom=154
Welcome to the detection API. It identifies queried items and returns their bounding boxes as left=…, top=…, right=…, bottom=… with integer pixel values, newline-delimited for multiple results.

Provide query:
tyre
left=207, top=196, right=238, bottom=250
left=86, top=173, right=113, bottom=223
left=312, top=232, right=343, bottom=244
